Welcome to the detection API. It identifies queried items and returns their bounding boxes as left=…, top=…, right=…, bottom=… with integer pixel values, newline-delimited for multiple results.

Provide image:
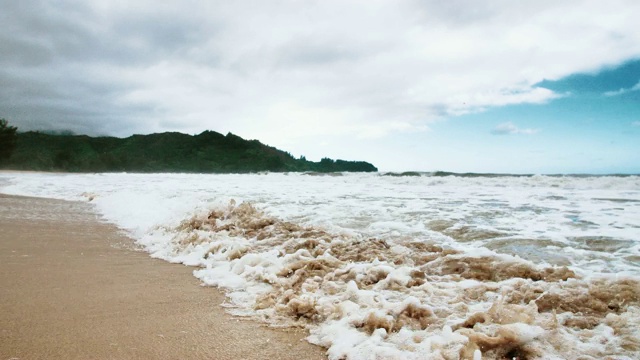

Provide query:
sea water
left=1, top=172, right=639, bottom=359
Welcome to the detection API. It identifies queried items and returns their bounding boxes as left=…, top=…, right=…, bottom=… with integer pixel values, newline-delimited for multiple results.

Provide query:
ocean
left=1, top=172, right=639, bottom=359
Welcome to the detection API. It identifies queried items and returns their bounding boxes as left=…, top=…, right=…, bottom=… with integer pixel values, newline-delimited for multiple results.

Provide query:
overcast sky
left=1, top=0, right=639, bottom=173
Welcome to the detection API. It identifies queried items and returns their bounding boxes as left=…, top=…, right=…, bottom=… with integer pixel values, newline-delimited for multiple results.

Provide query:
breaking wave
left=146, top=200, right=639, bottom=360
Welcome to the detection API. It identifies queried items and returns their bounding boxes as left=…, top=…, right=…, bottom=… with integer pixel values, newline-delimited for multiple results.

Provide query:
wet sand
left=0, top=194, right=327, bottom=360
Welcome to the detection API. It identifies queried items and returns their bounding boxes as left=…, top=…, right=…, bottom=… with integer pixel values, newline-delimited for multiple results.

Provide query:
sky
left=1, top=0, right=639, bottom=174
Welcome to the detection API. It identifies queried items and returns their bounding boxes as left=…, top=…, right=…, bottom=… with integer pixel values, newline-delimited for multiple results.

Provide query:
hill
left=3, top=130, right=377, bottom=173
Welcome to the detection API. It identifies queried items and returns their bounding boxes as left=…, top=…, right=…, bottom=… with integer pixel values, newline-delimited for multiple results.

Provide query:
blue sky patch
left=536, top=59, right=640, bottom=95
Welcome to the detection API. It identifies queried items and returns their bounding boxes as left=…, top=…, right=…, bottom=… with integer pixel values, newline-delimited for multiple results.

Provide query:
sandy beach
left=0, top=194, right=327, bottom=360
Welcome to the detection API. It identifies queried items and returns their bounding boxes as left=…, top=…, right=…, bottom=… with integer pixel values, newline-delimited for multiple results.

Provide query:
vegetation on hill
left=1, top=126, right=377, bottom=173
left=0, top=119, right=18, bottom=164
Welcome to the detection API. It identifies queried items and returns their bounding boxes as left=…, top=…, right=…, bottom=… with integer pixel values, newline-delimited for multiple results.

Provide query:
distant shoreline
left=380, top=171, right=640, bottom=177
left=3, top=130, right=377, bottom=173
left=2, top=169, right=638, bottom=178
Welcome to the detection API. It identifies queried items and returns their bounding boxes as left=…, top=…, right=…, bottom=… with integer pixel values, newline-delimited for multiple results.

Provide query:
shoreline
left=0, top=194, right=326, bottom=360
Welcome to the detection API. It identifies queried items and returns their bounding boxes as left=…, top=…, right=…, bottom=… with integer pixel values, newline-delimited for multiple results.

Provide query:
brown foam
left=360, top=312, right=395, bottom=334
left=570, top=236, right=633, bottom=252
left=427, top=219, right=457, bottom=232
left=280, top=296, right=319, bottom=321
left=423, top=255, right=575, bottom=282
left=395, top=303, right=434, bottom=331
left=330, top=238, right=396, bottom=263
left=443, top=226, right=507, bottom=242
left=458, top=327, right=536, bottom=360
left=535, top=279, right=640, bottom=318
left=357, top=303, right=434, bottom=335
left=168, top=200, right=640, bottom=359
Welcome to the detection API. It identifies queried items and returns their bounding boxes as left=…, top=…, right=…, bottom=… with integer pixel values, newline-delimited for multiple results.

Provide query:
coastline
left=0, top=194, right=326, bottom=360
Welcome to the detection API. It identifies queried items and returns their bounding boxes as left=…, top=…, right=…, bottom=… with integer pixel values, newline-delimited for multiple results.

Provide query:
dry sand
left=0, top=194, right=327, bottom=360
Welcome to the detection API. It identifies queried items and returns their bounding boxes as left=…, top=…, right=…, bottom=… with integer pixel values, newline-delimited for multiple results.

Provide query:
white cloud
left=491, top=122, right=539, bottom=135
left=632, top=121, right=640, bottom=127
left=604, top=81, right=640, bottom=96
left=1, top=0, right=640, bottom=143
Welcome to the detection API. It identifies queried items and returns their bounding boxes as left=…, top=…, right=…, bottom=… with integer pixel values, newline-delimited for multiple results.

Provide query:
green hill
left=3, top=130, right=377, bottom=173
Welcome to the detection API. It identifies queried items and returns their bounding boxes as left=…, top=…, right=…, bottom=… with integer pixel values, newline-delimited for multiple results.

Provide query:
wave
left=143, top=200, right=640, bottom=360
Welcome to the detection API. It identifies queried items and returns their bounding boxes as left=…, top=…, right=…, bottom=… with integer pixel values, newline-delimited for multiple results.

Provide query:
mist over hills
left=3, top=130, right=377, bottom=173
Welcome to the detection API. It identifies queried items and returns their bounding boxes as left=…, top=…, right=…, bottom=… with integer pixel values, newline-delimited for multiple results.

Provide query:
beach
left=0, top=194, right=327, bottom=360
left=1, top=172, right=639, bottom=359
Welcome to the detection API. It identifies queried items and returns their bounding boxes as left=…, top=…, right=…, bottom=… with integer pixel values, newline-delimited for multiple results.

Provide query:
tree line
left=0, top=119, right=377, bottom=173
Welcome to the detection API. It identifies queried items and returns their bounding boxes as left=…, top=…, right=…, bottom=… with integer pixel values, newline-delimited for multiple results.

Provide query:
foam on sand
left=150, top=200, right=639, bottom=360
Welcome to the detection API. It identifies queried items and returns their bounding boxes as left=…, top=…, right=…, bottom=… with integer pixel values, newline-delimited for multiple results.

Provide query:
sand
left=0, top=194, right=327, bottom=360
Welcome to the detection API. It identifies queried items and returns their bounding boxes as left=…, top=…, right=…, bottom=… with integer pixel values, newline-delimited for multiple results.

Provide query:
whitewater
left=1, top=172, right=639, bottom=359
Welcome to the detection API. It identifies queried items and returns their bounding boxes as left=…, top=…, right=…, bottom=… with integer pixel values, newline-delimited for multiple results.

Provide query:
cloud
left=604, top=81, right=640, bottom=96
left=632, top=121, right=640, bottom=127
left=491, top=122, right=539, bottom=135
left=1, top=0, right=639, bottom=144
